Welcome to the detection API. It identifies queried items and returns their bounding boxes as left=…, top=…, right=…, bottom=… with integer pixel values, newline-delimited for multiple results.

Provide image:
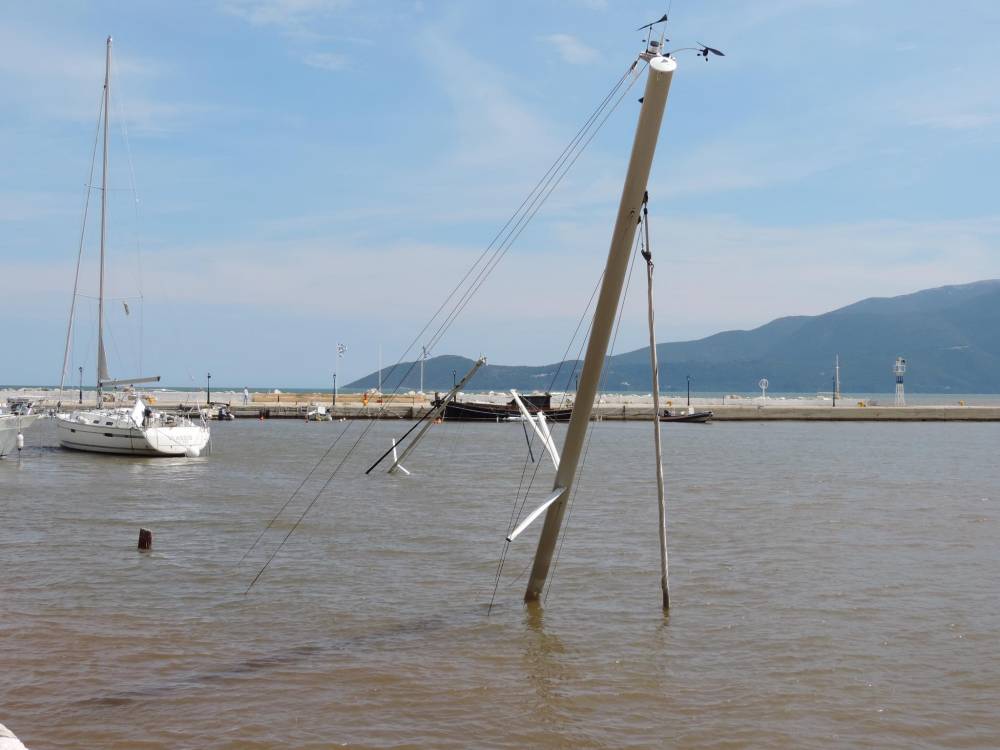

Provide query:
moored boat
left=57, top=401, right=208, bottom=457
left=53, top=37, right=210, bottom=458
left=660, top=409, right=713, bottom=423
left=435, top=393, right=573, bottom=422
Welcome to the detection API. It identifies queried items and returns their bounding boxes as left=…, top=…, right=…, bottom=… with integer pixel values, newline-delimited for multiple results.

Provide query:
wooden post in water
left=525, top=54, right=678, bottom=603
left=138, top=528, right=153, bottom=551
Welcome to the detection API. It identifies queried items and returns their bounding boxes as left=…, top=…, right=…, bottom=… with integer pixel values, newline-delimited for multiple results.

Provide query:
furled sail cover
left=98, top=337, right=110, bottom=384
left=131, top=397, right=145, bottom=426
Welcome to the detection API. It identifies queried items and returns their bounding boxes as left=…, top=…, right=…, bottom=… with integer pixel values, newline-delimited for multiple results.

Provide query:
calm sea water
left=2, top=418, right=998, bottom=749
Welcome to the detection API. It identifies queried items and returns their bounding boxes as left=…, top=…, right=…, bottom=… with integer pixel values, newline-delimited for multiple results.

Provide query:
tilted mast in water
left=524, top=49, right=678, bottom=604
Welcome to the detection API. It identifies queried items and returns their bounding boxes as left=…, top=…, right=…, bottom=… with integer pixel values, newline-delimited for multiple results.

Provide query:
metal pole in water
left=642, top=200, right=670, bottom=610
left=525, top=55, right=678, bottom=604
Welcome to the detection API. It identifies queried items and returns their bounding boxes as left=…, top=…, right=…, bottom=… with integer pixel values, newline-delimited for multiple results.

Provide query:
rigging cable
left=59, top=89, right=105, bottom=395
left=114, top=56, right=146, bottom=376
left=487, top=230, right=642, bottom=611
left=423, top=64, right=647, bottom=358
left=236, top=418, right=354, bottom=566
left=544, top=224, right=644, bottom=605
left=243, top=60, right=645, bottom=592
left=371, top=59, right=642, bottom=409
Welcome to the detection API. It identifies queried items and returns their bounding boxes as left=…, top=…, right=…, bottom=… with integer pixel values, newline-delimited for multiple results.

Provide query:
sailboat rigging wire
left=521, top=420, right=536, bottom=463
left=544, top=232, right=643, bottom=604
left=517, top=232, right=639, bottom=537
left=423, top=66, right=647, bottom=358
left=113, top=55, right=146, bottom=374
left=489, top=230, right=642, bottom=611
left=236, top=419, right=354, bottom=566
left=370, top=61, right=640, bottom=407
left=364, top=406, right=436, bottom=474
left=248, top=63, right=644, bottom=592
left=551, top=276, right=603, bottom=407
left=59, top=90, right=105, bottom=395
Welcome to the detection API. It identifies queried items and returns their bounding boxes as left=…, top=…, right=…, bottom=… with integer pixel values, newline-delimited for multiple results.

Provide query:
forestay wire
left=241, top=58, right=647, bottom=592
left=59, top=89, right=105, bottom=396
left=486, top=229, right=644, bottom=610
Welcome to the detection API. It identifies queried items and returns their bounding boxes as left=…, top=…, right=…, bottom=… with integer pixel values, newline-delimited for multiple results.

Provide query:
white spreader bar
left=507, top=486, right=567, bottom=542
left=389, top=438, right=411, bottom=476
left=510, top=389, right=560, bottom=470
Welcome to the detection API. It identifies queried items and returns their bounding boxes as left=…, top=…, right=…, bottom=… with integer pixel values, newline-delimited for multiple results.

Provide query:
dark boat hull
left=440, top=400, right=573, bottom=422
left=660, top=410, right=713, bottom=423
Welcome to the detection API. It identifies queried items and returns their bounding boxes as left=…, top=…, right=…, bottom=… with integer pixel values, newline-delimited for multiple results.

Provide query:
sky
left=3, top=0, right=1000, bottom=387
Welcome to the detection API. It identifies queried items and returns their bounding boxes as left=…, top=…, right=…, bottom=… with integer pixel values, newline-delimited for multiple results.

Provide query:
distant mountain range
left=347, top=280, right=1000, bottom=394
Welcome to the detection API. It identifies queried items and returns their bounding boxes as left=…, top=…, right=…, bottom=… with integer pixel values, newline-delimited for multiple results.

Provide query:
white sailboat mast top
left=97, top=35, right=112, bottom=391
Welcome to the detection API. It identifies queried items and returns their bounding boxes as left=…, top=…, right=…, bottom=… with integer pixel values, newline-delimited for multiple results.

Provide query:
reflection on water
left=1, top=418, right=999, bottom=749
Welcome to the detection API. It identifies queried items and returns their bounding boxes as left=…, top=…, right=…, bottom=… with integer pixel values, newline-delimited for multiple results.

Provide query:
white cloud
left=540, top=33, right=600, bottom=65
left=221, top=0, right=350, bottom=28
left=301, top=51, right=349, bottom=71
left=914, top=113, right=1000, bottom=131
left=417, top=27, right=559, bottom=170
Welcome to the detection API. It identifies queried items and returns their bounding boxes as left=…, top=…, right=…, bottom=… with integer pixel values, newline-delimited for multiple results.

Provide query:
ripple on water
left=1, top=418, right=999, bottom=748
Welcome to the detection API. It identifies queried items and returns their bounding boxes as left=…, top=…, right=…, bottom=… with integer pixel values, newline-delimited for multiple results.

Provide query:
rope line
left=59, top=88, right=105, bottom=395
left=244, top=60, right=645, bottom=592
left=544, top=230, right=643, bottom=604
left=237, top=419, right=354, bottom=566
left=370, top=62, right=638, bottom=407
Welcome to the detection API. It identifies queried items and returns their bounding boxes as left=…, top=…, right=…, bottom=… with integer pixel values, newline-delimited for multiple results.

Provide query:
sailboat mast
left=97, top=35, right=112, bottom=398
left=524, top=55, right=678, bottom=603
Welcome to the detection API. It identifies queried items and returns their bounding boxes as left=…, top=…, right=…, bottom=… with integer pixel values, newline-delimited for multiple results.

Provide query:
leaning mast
left=525, top=49, right=678, bottom=603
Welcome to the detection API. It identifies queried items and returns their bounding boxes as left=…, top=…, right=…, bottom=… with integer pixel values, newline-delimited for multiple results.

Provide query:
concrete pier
left=9, top=389, right=1000, bottom=421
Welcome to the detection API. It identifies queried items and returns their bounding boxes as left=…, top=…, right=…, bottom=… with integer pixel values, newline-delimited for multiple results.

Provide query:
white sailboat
left=55, top=37, right=209, bottom=458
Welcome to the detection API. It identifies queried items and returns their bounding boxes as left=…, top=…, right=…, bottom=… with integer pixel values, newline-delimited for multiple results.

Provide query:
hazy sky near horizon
left=3, top=0, right=1000, bottom=387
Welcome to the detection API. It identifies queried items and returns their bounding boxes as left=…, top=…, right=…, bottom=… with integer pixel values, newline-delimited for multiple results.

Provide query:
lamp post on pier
left=332, top=373, right=337, bottom=407
left=78, top=366, right=83, bottom=404
left=207, top=372, right=211, bottom=405
left=686, top=374, right=691, bottom=407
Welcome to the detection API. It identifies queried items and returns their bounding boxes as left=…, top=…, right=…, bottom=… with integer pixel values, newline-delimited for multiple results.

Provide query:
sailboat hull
left=56, top=414, right=209, bottom=457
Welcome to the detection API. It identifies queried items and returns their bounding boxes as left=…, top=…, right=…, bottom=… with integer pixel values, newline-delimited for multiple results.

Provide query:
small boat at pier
left=660, top=408, right=713, bottom=423
left=434, top=393, right=573, bottom=422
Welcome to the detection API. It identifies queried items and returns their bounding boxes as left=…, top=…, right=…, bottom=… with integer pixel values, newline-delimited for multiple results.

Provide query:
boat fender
left=16, top=433, right=24, bottom=451
left=185, top=446, right=201, bottom=458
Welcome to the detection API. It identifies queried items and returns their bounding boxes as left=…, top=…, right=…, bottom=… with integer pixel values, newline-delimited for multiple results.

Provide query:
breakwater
left=51, top=402, right=1000, bottom=422
left=10, top=389, right=1000, bottom=421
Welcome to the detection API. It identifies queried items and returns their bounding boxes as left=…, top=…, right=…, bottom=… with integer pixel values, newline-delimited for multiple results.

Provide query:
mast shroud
left=524, top=56, right=677, bottom=603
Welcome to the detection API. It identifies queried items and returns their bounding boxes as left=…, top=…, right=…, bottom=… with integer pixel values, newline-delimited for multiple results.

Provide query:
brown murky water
left=2, top=418, right=998, bottom=749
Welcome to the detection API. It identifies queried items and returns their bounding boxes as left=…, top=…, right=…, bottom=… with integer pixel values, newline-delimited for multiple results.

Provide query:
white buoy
left=16, top=433, right=24, bottom=451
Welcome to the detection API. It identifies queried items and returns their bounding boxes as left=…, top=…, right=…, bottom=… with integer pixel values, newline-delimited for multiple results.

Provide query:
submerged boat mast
left=524, top=50, right=678, bottom=603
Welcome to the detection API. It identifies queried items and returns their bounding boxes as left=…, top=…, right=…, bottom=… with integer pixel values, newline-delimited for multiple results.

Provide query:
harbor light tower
left=893, top=356, right=906, bottom=406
